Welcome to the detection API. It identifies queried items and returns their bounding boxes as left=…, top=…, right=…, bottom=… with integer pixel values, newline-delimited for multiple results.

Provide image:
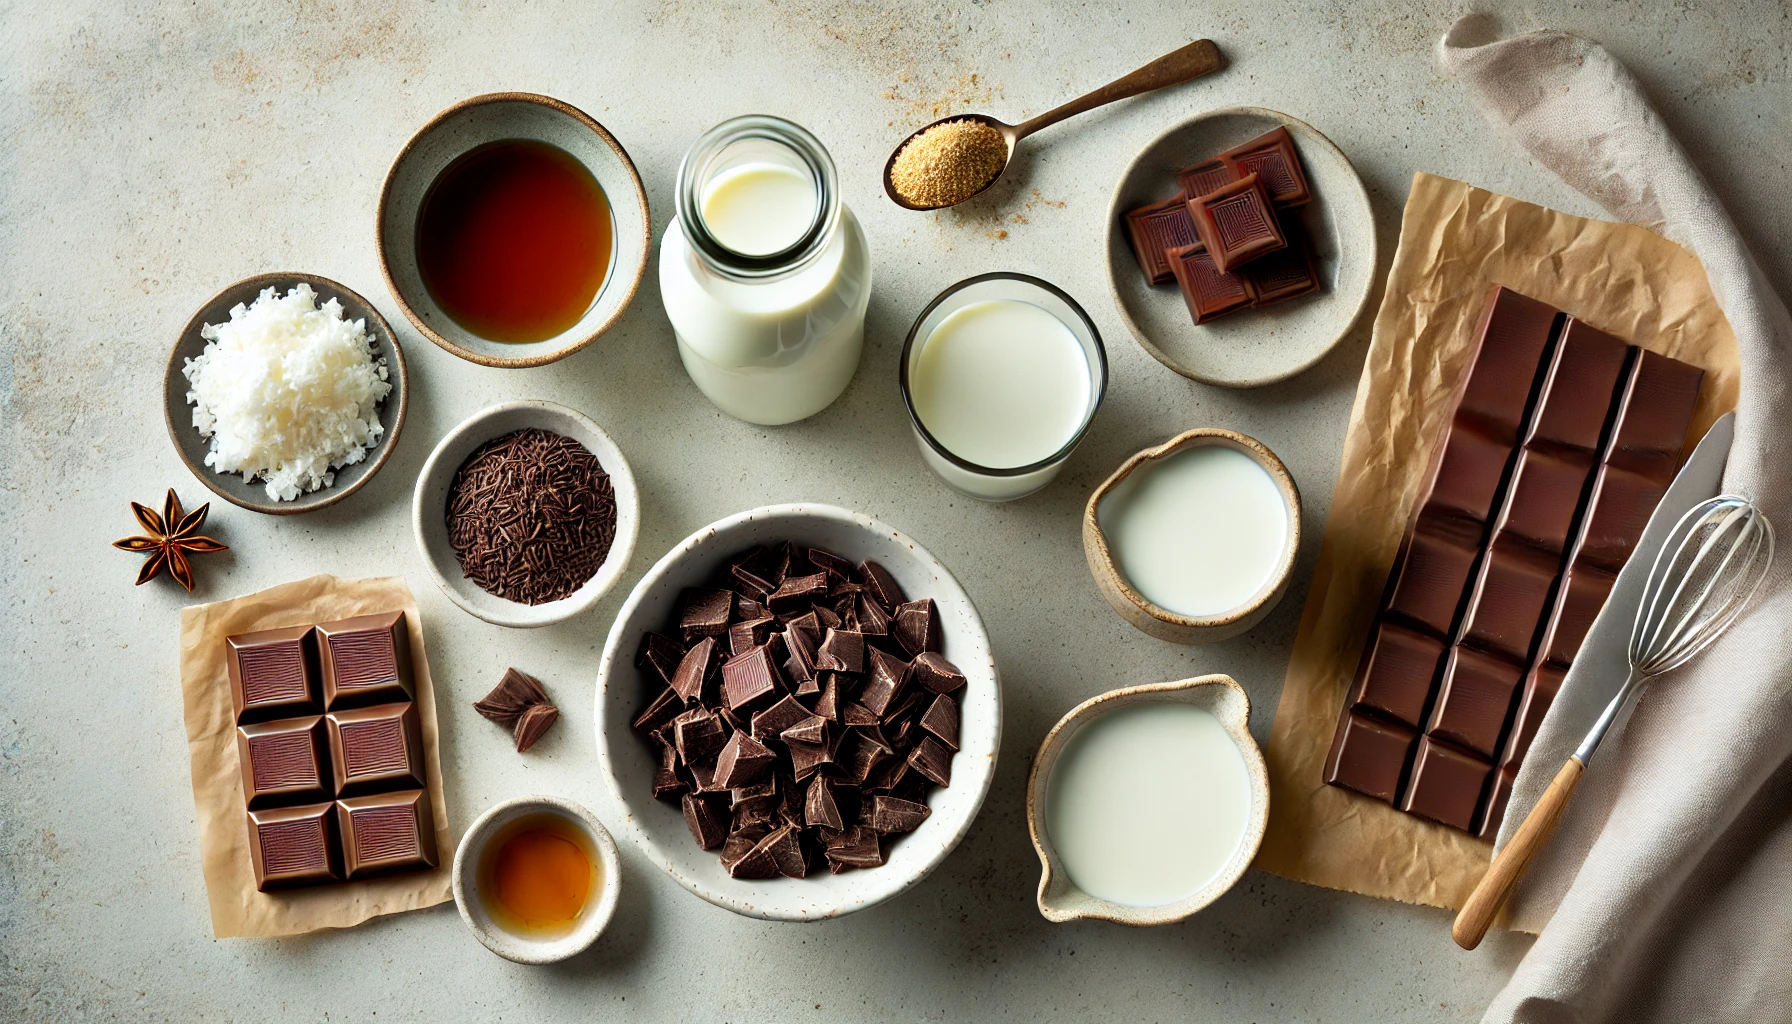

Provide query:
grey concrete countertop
left=4, top=2, right=1787, bottom=1020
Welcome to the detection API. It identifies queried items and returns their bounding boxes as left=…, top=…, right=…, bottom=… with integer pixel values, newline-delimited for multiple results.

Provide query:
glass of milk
left=900, top=274, right=1108, bottom=501
left=660, top=116, right=872, bottom=425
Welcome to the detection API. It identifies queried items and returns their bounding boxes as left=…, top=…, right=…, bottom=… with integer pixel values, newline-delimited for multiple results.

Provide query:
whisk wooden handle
left=1452, top=757, right=1585, bottom=950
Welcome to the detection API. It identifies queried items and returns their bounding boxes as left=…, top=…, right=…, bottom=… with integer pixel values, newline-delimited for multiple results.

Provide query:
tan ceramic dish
left=1027, top=675, right=1269, bottom=925
left=377, top=92, right=651, bottom=369
left=1084, top=428, right=1300, bottom=644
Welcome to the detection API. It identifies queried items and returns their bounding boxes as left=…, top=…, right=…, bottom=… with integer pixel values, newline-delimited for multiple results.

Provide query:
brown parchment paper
left=1255, top=173, right=1739, bottom=917
left=178, top=574, right=454, bottom=938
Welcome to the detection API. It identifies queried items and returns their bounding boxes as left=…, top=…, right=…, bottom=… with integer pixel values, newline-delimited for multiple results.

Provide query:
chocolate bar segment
left=1218, top=127, right=1311, bottom=207
left=227, top=625, right=320, bottom=723
left=247, top=802, right=341, bottom=891
left=1168, top=243, right=1255, bottom=324
left=237, top=716, right=331, bottom=809
left=317, top=612, right=413, bottom=710
left=336, top=789, right=437, bottom=879
left=1245, top=222, right=1319, bottom=306
left=1324, top=711, right=1415, bottom=804
left=326, top=702, right=424, bottom=797
left=1123, top=194, right=1199, bottom=285
left=1401, top=736, right=1491, bottom=831
left=1186, top=173, right=1287, bottom=274
left=1427, top=647, right=1522, bottom=759
left=1350, top=620, right=1446, bottom=727
left=1175, top=160, right=1233, bottom=201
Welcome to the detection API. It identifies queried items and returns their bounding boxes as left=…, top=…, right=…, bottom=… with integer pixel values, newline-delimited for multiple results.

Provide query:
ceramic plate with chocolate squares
left=1104, top=108, right=1378, bottom=388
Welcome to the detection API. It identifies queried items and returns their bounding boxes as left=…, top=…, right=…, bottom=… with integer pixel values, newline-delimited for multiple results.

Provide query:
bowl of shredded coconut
left=165, top=273, right=408, bottom=514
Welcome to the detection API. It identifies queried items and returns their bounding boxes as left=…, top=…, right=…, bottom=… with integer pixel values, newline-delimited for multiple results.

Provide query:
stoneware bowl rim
left=1026, top=674, right=1270, bottom=925
left=376, top=91, right=651, bottom=369
left=411, top=399, right=639, bottom=628
left=451, top=794, right=622, bottom=964
left=164, top=271, right=409, bottom=516
left=593, top=502, right=1002, bottom=921
left=1104, top=105, right=1377, bottom=388
left=1084, top=428, right=1302, bottom=631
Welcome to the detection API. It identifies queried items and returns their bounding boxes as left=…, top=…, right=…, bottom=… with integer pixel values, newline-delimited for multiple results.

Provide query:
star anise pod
left=112, top=488, right=228, bottom=592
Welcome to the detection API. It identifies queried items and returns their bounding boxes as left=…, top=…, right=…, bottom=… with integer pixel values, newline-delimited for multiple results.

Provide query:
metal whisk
left=1454, top=495, right=1775, bottom=949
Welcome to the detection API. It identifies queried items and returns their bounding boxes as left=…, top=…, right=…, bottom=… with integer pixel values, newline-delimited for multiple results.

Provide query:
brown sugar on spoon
left=889, top=120, right=1008, bottom=209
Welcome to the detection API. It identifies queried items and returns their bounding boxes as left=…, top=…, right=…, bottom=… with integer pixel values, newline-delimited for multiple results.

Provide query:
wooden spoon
left=882, top=39, right=1227, bottom=211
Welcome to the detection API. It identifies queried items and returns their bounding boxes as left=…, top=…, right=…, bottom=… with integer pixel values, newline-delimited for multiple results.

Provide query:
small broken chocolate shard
left=670, top=637, right=716, bottom=703
left=635, top=632, right=685, bottom=685
left=839, top=732, right=886, bottom=784
left=815, top=628, right=865, bottom=674
left=861, top=647, right=910, bottom=716
left=652, top=743, right=685, bottom=800
left=632, top=686, right=684, bottom=735
left=731, top=778, right=778, bottom=808
left=782, top=624, right=818, bottom=684
left=785, top=610, right=822, bottom=644
left=679, top=588, right=734, bottom=637
left=761, top=823, right=808, bottom=878
left=805, top=775, right=844, bottom=830
left=767, top=573, right=828, bottom=612
left=892, top=599, right=942, bottom=656
left=729, top=562, right=776, bottom=600
left=908, top=736, right=953, bottom=786
left=719, top=825, right=767, bottom=871
left=815, top=605, right=842, bottom=630
left=721, top=645, right=782, bottom=710
left=881, top=689, right=924, bottom=729
left=713, top=731, right=776, bottom=789
left=807, top=547, right=855, bottom=581
left=911, top=652, right=966, bottom=694
left=856, top=594, right=892, bottom=637
left=866, top=795, right=931, bottom=834
left=823, top=826, right=883, bottom=869
left=859, top=560, right=907, bottom=610
left=682, top=792, right=729, bottom=849
left=793, top=674, right=821, bottom=697
left=863, top=756, right=911, bottom=794
left=750, top=695, right=811, bottom=741
left=920, top=693, right=959, bottom=750
left=814, top=675, right=841, bottom=721
left=513, top=702, right=558, bottom=752
left=726, top=840, right=780, bottom=879
left=728, top=617, right=776, bottom=657
left=782, top=714, right=827, bottom=746
left=841, top=701, right=881, bottom=727
left=786, top=736, right=834, bottom=779
left=674, top=708, right=727, bottom=764
left=689, top=756, right=727, bottom=794
left=473, top=667, right=549, bottom=726
left=737, top=597, right=769, bottom=620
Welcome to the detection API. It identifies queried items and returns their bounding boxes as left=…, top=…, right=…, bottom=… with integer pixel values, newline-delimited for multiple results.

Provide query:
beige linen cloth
left=1439, top=19, right=1792, bottom=1023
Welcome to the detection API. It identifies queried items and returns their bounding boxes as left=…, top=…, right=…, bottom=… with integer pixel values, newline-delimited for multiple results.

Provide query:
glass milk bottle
left=659, top=116, right=872, bottom=425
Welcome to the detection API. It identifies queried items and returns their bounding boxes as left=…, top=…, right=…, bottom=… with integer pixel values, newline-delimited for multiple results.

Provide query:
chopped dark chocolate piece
left=473, top=667, right=549, bottom=727
left=652, top=743, right=685, bottom=800
left=1245, top=222, right=1320, bottom=306
left=1217, top=126, right=1311, bottom=207
left=731, top=778, right=778, bottom=808
left=892, top=599, right=942, bottom=656
left=719, top=826, right=767, bottom=873
left=785, top=610, right=822, bottom=644
left=911, top=651, right=966, bottom=693
left=861, top=646, right=910, bottom=715
left=727, top=842, right=780, bottom=879
left=841, top=701, right=881, bottom=727
left=794, top=674, right=821, bottom=697
left=247, top=802, right=341, bottom=891
left=863, top=756, right=911, bottom=794
left=730, top=562, right=776, bottom=600
left=856, top=594, right=891, bottom=636
left=762, top=823, right=807, bottom=878
left=782, top=714, right=828, bottom=746
left=816, top=628, right=866, bottom=674
left=1123, top=194, right=1200, bottom=285
left=729, top=617, right=776, bottom=657
left=1176, top=159, right=1233, bottom=200
left=838, top=732, right=886, bottom=784
left=814, top=674, right=841, bottom=721
left=689, top=756, right=726, bottom=794
left=782, top=624, right=817, bottom=685
left=674, top=708, right=728, bottom=764
left=680, top=588, right=734, bottom=637
left=814, top=604, right=843, bottom=630
left=807, top=547, right=855, bottom=581
left=635, top=631, right=686, bottom=685
left=721, top=645, right=782, bottom=710
left=866, top=794, right=931, bottom=834
left=1186, top=172, right=1286, bottom=274
left=317, top=611, right=414, bottom=711
left=737, top=596, right=769, bottom=620
left=671, top=636, right=716, bottom=703
left=632, top=686, right=684, bottom=735
left=1167, top=241, right=1256, bottom=324
left=787, top=736, right=835, bottom=779
left=823, top=826, right=883, bottom=869
left=805, top=775, right=844, bottom=831
left=767, top=572, right=828, bottom=612
left=750, top=695, right=812, bottom=741
left=682, top=792, right=729, bottom=849
left=919, top=693, right=960, bottom=750
left=907, top=736, right=953, bottom=786
left=881, top=688, right=925, bottom=728
left=713, top=731, right=776, bottom=789
left=859, top=560, right=907, bottom=610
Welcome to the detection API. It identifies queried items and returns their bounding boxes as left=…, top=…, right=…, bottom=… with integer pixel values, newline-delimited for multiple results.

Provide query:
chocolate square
left=1218, top=127, right=1311, bottom=206
left=1458, top=287, right=1561, bottom=434
left=682, top=793, right=729, bottom=850
left=1496, top=447, right=1597, bottom=553
left=1575, top=464, right=1668, bottom=572
left=1176, top=159, right=1234, bottom=200
left=335, top=789, right=437, bottom=879
left=1167, top=242, right=1256, bottom=324
left=316, top=612, right=413, bottom=711
left=1324, top=711, right=1415, bottom=804
left=1123, top=194, right=1200, bottom=285
left=1399, top=736, right=1492, bottom=831
left=679, top=588, right=734, bottom=637
left=1384, top=512, right=1484, bottom=637
left=1458, top=534, right=1560, bottom=662
left=326, top=702, right=425, bottom=797
left=1501, top=661, right=1567, bottom=768
left=1186, top=172, right=1286, bottom=273
left=227, top=625, right=320, bottom=724
left=1352, top=620, right=1445, bottom=727
left=1244, top=224, right=1319, bottom=306
left=1605, top=349, right=1703, bottom=482
left=1427, top=647, right=1522, bottom=758
left=1424, top=421, right=1516, bottom=525
left=1539, top=563, right=1616, bottom=666
left=1528, top=318, right=1632, bottom=451
left=721, top=644, right=783, bottom=710
left=247, top=802, right=341, bottom=891
left=237, top=716, right=331, bottom=808
left=859, top=560, right=907, bottom=610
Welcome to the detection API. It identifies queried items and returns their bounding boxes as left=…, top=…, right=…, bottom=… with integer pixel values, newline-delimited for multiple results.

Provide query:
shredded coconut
left=183, top=283, right=392, bottom=502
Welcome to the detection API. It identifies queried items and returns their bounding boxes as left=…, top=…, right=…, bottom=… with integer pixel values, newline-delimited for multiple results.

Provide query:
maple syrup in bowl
left=379, top=93, right=651, bottom=369
left=452, top=795, right=621, bottom=963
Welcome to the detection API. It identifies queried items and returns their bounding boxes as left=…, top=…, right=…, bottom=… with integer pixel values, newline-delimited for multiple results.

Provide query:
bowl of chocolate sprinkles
left=594, top=504, right=1001, bottom=921
left=413, top=400, right=639, bottom=627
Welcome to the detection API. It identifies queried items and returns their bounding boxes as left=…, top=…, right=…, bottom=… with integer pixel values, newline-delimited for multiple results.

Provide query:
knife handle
left=1452, top=756, right=1585, bottom=950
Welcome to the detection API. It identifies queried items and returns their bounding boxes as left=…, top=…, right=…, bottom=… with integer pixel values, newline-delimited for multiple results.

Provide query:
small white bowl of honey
left=452, top=795, right=621, bottom=964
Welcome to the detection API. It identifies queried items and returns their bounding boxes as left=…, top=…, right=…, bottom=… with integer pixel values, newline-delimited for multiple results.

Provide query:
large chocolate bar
left=317, top=611, right=414, bottom=710
left=1325, top=286, right=1702, bottom=835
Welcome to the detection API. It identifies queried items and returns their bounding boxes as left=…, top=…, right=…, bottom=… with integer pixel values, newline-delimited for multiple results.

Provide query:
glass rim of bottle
left=899, top=272, right=1110, bottom=477
left=675, top=114, right=840, bottom=280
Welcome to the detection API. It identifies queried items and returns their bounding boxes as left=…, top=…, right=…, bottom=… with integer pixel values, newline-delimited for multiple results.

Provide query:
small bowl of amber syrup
left=452, top=795, right=621, bottom=964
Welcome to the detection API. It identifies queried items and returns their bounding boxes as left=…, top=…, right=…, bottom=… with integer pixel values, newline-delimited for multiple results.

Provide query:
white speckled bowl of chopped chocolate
left=594, top=503, right=1002, bottom=921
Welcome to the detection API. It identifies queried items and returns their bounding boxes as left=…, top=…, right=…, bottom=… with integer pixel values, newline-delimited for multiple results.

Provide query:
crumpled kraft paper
left=178, top=574, right=454, bottom=938
left=1254, top=172, right=1739, bottom=919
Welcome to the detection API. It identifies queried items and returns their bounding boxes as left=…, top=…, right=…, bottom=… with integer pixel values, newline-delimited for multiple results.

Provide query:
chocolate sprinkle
left=445, top=428, right=616, bottom=605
